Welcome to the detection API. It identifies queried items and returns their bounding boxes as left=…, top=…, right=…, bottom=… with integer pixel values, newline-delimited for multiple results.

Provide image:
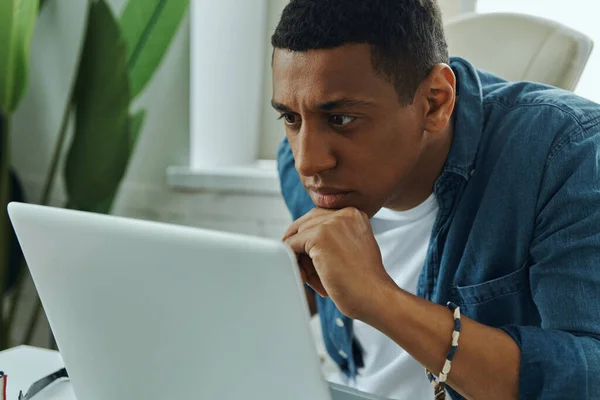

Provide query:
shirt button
left=338, top=350, right=348, bottom=359
left=335, top=318, right=345, bottom=328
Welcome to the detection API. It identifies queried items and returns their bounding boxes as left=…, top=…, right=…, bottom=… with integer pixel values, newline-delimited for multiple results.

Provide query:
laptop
left=8, top=202, right=385, bottom=400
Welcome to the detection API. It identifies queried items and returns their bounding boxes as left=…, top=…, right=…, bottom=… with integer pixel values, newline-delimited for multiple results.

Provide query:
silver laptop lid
left=8, top=202, right=331, bottom=400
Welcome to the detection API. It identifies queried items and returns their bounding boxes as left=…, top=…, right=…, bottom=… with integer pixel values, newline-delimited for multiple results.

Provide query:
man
left=271, top=0, right=600, bottom=399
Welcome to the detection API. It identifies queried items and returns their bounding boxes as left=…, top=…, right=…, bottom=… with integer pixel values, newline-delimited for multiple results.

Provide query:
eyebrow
left=271, top=98, right=376, bottom=113
left=271, top=101, right=293, bottom=113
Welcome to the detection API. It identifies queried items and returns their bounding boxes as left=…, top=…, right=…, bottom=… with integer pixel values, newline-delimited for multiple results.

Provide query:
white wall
left=259, top=0, right=290, bottom=160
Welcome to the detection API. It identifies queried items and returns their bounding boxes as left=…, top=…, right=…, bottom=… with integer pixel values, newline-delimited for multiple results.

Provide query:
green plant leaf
left=70, top=195, right=114, bottom=215
left=120, top=0, right=189, bottom=99
left=129, top=109, right=146, bottom=149
left=79, top=104, right=139, bottom=215
left=77, top=110, right=145, bottom=214
left=0, top=0, right=39, bottom=113
left=64, top=0, right=132, bottom=213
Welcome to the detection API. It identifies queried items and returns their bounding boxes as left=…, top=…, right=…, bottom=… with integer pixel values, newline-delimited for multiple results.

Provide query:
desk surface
left=0, top=346, right=385, bottom=400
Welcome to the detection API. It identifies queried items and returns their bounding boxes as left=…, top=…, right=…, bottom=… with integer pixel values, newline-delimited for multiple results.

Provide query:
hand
left=282, top=207, right=396, bottom=320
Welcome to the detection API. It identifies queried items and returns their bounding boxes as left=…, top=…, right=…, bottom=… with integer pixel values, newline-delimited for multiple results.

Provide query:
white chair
left=444, top=12, right=594, bottom=91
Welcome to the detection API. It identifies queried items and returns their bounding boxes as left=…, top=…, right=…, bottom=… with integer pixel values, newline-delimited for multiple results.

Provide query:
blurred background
left=1, top=0, right=598, bottom=378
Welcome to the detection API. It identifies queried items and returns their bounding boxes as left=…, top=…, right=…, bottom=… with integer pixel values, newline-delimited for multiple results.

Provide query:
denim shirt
left=277, top=57, right=600, bottom=399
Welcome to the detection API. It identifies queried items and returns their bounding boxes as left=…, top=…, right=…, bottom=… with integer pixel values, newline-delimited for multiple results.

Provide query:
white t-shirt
left=348, top=194, right=439, bottom=399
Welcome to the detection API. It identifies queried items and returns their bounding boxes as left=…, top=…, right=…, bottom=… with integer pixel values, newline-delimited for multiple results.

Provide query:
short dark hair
left=271, top=0, right=449, bottom=104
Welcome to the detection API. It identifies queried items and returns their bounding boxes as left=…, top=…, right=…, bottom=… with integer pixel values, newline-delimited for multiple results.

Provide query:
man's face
left=272, top=44, right=429, bottom=217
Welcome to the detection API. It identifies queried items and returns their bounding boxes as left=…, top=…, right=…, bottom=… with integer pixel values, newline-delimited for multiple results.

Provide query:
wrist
left=357, top=277, right=406, bottom=328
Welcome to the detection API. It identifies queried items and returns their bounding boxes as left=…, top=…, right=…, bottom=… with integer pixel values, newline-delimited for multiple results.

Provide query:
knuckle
left=343, top=207, right=364, bottom=220
left=314, top=225, right=328, bottom=239
left=340, top=207, right=355, bottom=217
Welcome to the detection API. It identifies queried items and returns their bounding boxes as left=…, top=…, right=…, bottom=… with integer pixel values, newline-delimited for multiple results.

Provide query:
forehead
left=272, top=44, right=396, bottom=107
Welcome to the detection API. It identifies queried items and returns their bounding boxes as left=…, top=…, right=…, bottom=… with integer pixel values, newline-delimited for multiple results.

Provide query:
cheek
left=338, top=147, right=396, bottom=196
left=364, top=150, right=408, bottom=191
left=359, top=129, right=423, bottom=190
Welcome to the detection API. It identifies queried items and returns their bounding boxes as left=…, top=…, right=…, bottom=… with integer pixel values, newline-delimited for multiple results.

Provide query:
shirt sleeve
left=500, top=127, right=600, bottom=399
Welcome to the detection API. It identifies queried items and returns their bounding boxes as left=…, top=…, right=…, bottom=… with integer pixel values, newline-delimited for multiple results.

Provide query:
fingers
left=299, top=254, right=328, bottom=298
left=287, top=234, right=328, bottom=298
left=282, top=206, right=365, bottom=241
left=283, top=207, right=345, bottom=299
left=298, top=254, right=312, bottom=278
left=281, top=207, right=335, bottom=241
left=284, top=229, right=312, bottom=256
left=295, top=214, right=330, bottom=235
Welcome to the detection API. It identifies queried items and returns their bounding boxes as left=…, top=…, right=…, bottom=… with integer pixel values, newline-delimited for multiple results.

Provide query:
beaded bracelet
left=425, top=302, right=462, bottom=400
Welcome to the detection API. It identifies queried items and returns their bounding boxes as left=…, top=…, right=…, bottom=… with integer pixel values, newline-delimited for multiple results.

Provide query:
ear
left=419, top=64, right=456, bottom=133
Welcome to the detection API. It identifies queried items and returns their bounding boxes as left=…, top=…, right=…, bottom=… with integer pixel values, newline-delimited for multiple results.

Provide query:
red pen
left=0, top=371, right=7, bottom=400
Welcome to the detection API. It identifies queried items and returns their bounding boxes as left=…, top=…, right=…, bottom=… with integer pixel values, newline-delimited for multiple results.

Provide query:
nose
left=294, top=126, right=336, bottom=177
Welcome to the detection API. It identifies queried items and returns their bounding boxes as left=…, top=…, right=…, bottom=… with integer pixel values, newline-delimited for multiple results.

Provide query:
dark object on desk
left=18, top=368, right=68, bottom=400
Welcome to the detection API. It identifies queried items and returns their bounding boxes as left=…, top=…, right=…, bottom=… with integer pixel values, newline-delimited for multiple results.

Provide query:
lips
left=309, top=189, right=352, bottom=209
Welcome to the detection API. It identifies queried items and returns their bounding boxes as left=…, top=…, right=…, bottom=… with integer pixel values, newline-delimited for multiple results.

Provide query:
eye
left=329, top=115, right=356, bottom=126
left=278, top=113, right=300, bottom=125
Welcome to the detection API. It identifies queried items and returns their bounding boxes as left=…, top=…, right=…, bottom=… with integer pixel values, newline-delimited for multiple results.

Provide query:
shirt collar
left=443, top=57, right=485, bottom=179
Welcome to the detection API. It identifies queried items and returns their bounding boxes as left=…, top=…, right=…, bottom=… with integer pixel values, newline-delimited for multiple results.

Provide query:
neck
left=385, top=117, right=455, bottom=211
